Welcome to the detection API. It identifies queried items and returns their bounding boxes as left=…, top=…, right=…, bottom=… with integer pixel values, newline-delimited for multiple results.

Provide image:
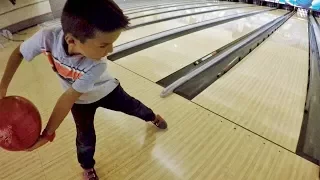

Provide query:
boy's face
left=71, top=29, right=122, bottom=60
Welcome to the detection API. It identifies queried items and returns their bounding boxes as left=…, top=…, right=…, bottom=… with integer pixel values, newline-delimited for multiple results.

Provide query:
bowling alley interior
left=1, top=0, right=320, bottom=179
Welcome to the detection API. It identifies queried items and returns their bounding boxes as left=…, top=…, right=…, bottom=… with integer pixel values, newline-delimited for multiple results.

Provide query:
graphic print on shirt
left=41, top=49, right=85, bottom=82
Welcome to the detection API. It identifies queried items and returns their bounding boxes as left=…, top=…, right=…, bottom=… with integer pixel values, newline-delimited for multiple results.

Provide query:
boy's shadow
left=139, top=124, right=168, bottom=168
left=97, top=124, right=167, bottom=179
left=141, top=125, right=160, bottom=152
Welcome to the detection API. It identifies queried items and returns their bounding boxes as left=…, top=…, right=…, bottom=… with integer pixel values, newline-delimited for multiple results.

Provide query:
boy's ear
left=64, top=33, right=77, bottom=45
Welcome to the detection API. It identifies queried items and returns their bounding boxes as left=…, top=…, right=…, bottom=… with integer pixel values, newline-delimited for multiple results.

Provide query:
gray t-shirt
left=20, top=27, right=119, bottom=104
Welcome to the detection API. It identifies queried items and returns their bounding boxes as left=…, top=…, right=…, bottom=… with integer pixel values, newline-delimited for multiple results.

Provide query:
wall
left=48, top=0, right=173, bottom=18
left=0, top=0, right=53, bottom=32
left=48, top=0, right=66, bottom=18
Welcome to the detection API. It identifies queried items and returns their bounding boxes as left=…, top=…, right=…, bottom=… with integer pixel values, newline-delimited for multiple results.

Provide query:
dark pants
left=71, top=84, right=155, bottom=169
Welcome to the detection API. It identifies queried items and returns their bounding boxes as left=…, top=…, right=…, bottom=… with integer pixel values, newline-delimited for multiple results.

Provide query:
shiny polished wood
left=116, top=9, right=286, bottom=82
left=193, top=14, right=309, bottom=152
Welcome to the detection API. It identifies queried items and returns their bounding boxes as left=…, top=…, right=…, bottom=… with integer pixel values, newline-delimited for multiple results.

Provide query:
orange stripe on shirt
left=42, top=50, right=55, bottom=68
left=53, top=60, right=83, bottom=80
left=42, top=50, right=84, bottom=80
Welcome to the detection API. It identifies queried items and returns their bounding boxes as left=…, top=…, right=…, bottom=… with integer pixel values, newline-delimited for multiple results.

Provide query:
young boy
left=0, top=0, right=167, bottom=179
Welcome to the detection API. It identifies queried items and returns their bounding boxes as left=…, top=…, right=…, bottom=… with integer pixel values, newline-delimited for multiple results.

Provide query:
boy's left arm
left=27, top=87, right=82, bottom=151
left=27, top=62, right=106, bottom=151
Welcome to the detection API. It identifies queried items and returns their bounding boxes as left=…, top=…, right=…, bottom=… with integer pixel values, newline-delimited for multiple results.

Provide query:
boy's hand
left=26, top=137, right=49, bottom=151
left=26, top=87, right=82, bottom=152
left=0, top=87, right=7, bottom=99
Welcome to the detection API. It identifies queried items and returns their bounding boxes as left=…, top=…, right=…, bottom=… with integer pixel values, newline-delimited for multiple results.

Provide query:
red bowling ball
left=0, top=96, right=42, bottom=151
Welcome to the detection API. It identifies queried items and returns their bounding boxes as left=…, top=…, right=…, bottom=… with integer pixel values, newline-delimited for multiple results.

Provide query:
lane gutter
left=160, top=11, right=294, bottom=98
left=296, top=15, right=320, bottom=165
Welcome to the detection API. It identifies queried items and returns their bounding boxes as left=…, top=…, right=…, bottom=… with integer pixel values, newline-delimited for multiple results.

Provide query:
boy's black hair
left=61, top=0, right=129, bottom=43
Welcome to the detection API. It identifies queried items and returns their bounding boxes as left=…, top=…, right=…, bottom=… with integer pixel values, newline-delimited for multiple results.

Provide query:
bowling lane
left=193, top=14, right=308, bottom=152
left=123, top=0, right=215, bottom=13
left=129, top=3, right=250, bottom=25
left=127, top=2, right=233, bottom=18
left=115, top=9, right=287, bottom=82
left=115, top=6, right=266, bottom=46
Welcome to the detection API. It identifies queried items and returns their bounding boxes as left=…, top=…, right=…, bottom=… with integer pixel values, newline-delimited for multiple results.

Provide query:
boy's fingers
left=26, top=138, right=48, bottom=152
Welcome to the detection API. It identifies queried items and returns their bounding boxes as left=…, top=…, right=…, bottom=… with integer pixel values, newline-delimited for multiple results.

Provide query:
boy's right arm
left=0, top=45, right=24, bottom=99
left=0, top=29, right=44, bottom=99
